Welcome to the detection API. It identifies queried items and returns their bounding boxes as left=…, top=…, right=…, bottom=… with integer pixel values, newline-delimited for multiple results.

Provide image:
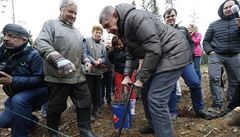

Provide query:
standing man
left=163, top=8, right=212, bottom=121
left=203, top=0, right=240, bottom=114
left=99, top=3, right=192, bottom=137
left=34, top=0, right=98, bottom=137
left=0, top=24, right=48, bottom=137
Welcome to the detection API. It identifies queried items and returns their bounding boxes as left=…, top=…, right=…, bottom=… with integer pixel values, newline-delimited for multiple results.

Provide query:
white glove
left=84, top=62, right=92, bottom=73
left=57, top=59, right=76, bottom=75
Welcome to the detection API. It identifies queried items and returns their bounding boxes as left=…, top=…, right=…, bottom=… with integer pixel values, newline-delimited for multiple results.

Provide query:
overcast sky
left=0, top=0, right=225, bottom=40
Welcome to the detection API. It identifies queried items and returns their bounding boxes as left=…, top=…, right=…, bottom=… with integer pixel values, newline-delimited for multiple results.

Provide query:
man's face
left=223, top=1, right=235, bottom=16
left=3, top=32, right=27, bottom=49
left=92, top=30, right=103, bottom=41
left=101, top=15, right=118, bottom=35
left=60, top=4, right=77, bottom=25
left=164, top=10, right=177, bottom=26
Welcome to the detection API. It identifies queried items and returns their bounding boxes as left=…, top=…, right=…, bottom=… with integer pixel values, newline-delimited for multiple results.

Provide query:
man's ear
left=113, top=11, right=118, bottom=19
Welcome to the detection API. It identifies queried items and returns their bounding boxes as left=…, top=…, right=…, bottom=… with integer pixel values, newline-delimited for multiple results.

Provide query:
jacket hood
left=115, top=3, right=136, bottom=36
left=218, top=0, right=240, bottom=20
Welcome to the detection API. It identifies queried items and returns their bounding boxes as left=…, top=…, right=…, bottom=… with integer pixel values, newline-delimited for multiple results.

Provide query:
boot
left=79, top=122, right=98, bottom=137
left=139, top=124, right=154, bottom=134
left=195, top=109, right=214, bottom=120
left=91, top=105, right=102, bottom=118
left=47, top=112, right=61, bottom=137
left=48, top=131, right=59, bottom=137
left=77, top=107, right=98, bottom=137
left=130, top=99, right=136, bottom=116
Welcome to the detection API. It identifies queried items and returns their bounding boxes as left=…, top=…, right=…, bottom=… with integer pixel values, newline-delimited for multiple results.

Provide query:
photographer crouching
left=0, top=24, right=48, bottom=137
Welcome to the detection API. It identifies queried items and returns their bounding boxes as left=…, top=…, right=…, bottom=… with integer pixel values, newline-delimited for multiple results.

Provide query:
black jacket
left=203, top=0, right=240, bottom=55
left=175, top=25, right=195, bottom=57
left=108, top=47, right=138, bottom=75
left=115, top=3, right=192, bottom=83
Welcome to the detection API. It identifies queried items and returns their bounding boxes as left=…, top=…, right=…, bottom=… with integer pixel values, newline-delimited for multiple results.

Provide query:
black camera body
left=0, top=62, right=11, bottom=75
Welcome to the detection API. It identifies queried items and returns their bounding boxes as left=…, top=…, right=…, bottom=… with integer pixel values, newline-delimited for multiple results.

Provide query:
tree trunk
left=224, top=107, right=240, bottom=126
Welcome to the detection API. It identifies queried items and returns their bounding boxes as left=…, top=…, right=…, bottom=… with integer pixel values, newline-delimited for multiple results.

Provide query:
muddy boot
left=77, top=107, right=98, bottom=137
left=79, top=122, right=98, bottom=137
left=130, top=99, right=136, bottom=116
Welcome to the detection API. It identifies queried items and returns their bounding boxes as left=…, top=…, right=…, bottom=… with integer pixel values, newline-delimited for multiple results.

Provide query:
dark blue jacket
left=203, top=0, right=240, bottom=55
left=0, top=42, right=46, bottom=96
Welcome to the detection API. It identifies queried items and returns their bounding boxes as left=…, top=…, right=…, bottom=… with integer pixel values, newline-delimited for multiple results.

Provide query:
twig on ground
left=72, top=133, right=80, bottom=137
left=180, top=131, right=191, bottom=135
left=92, top=122, right=102, bottom=128
left=204, top=128, right=217, bottom=137
left=59, top=122, right=69, bottom=130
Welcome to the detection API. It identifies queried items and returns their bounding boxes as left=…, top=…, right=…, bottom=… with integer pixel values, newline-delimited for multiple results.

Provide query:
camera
left=0, top=63, right=11, bottom=75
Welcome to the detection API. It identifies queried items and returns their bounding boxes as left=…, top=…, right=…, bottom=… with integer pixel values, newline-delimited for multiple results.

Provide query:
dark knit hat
left=2, top=24, right=30, bottom=38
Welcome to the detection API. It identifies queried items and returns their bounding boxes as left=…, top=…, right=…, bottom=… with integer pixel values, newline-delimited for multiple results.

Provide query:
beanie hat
left=2, top=24, right=30, bottom=39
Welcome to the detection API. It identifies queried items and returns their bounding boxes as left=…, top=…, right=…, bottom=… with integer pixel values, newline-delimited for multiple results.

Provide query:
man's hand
left=0, top=71, right=12, bottom=85
left=56, top=59, right=76, bottom=75
left=209, top=51, right=216, bottom=55
left=236, top=18, right=240, bottom=27
left=121, top=76, right=133, bottom=86
left=134, top=79, right=143, bottom=88
left=47, top=51, right=76, bottom=75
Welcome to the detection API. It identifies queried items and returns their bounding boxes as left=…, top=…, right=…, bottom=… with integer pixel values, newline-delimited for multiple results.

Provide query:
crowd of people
left=0, top=0, right=240, bottom=137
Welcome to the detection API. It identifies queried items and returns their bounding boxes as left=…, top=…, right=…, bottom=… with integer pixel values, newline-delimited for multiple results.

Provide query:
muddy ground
left=1, top=68, right=240, bottom=137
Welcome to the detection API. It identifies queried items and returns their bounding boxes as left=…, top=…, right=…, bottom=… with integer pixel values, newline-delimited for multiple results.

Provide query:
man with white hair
left=34, top=0, right=98, bottom=137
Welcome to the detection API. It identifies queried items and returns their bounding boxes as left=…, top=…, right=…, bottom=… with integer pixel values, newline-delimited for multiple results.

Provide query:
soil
left=1, top=69, right=240, bottom=137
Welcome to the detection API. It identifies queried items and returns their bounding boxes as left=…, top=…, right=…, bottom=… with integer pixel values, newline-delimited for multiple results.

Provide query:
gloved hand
left=84, top=62, right=92, bottom=73
left=47, top=51, right=76, bottom=75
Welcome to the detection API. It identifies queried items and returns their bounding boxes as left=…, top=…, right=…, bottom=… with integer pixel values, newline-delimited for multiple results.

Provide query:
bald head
left=99, top=6, right=115, bottom=24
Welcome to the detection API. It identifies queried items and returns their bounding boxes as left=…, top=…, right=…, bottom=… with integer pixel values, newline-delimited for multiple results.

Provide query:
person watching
left=0, top=23, right=48, bottom=137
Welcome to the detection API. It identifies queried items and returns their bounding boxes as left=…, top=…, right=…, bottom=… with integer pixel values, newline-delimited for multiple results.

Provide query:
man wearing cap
left=0, top=23, right=48, bottom=137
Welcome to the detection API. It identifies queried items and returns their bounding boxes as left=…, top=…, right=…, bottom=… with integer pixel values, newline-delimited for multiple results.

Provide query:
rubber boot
left=77, top=107, right=98, bottom=137
left=130, top=99, right=136, bottom=116
left=47, top=112, right=61, bottom=137
left=79, top=122, right=98, bottom=137
left=91, top=105, right=102, bottom=118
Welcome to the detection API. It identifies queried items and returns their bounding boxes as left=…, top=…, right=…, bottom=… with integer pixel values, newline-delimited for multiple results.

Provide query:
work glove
left=84, top=62, right=92, bottom=73
left=47, top=51, right=76, bottom=75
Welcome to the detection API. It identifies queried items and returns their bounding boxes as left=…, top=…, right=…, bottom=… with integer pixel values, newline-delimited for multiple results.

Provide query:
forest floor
left=1, top=68, right=240, bottom=137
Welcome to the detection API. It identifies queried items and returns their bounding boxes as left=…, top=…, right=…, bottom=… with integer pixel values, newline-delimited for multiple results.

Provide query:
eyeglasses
left=3, top=33, right=21, bottom=39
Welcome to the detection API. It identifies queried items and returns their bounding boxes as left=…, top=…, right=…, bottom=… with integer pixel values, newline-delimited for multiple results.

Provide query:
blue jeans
left=193, top=56, right=202, bottom=81
left=0, top=87, right=48, bottom=137
left=168, top=63, right=204, bottom=114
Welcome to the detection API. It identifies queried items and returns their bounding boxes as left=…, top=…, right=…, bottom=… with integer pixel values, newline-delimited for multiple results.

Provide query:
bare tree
left=165, top=0, right=174, bottom=9
left=131, top=0, right=136, bottom=6
left=0, top=0, right=15, bottom=24
left=189, top=7, right=199, bottom=25
left=140, top=0, right=161, bottom=19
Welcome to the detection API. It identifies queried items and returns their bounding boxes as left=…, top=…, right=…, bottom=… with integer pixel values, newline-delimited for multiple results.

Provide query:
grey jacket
left=116, top=3, right=192, bottom=83
left=34, top=19, right=86, bottom=84
left=84, top=37, right=107, bottom=75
